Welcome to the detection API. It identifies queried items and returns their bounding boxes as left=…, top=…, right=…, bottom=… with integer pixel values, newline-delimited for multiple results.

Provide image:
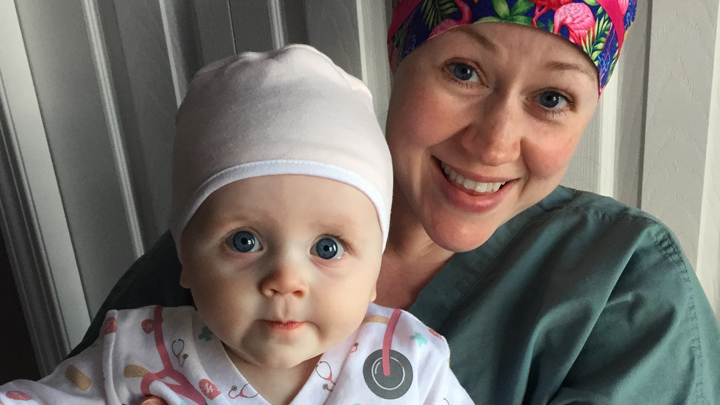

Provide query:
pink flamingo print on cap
left=553, top=3, right=595, bottom=45
left=428, top=0, right=473, bottom=39
left=529, top=0, right=573, bottom=27
left=618, top=0, right=629, bottom=14
left=595, top=0, right=628, bottom=52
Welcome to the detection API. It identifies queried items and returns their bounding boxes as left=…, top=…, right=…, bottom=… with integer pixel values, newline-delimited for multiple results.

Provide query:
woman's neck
left=375, top=190, right=454, bottom=309
left=225, top=346, right=320, bottom=405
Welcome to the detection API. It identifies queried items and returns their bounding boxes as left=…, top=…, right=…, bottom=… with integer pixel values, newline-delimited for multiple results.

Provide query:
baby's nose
left=259, top=263, right=309, bottom=298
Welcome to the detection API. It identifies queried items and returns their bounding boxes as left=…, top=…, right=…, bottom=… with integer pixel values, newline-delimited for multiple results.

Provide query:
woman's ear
left=178, top=247, right=192, bottom=289
left=179, top=269, right=191, bottom=289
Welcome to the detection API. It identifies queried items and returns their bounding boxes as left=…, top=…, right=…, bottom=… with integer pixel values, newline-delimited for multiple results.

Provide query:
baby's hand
left=139, top=397, right=168, bottom=405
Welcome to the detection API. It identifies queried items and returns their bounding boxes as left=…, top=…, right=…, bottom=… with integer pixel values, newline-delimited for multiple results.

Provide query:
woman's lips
left=263, top=320, right=305, bottom=331
left=435, top=159, right=515, bottom=213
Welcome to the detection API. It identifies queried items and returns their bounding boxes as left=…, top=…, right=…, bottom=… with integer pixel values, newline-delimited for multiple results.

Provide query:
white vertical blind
left=304, top=0, right=391, bottom=119
left=82, top=0, right=145, bottom=258
left=305, top=0, right=364, bottom=79
left=357, top=0, right=393, bottom=121
left=193, top=0, right=236, bottom=66
left=99, top=0, right=179, bottom=247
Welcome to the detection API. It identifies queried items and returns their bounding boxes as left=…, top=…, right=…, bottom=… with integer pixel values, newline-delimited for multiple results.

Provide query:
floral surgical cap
left=388, top=0, right=639, bottom=95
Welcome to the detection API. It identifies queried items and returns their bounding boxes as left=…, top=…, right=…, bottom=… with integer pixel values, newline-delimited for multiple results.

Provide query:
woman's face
left=386, top=22, right=599, bottom=252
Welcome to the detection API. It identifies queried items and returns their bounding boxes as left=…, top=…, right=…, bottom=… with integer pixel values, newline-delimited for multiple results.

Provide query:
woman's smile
left=438, top=160, right=511, bottom=194
left=434, top=157, right=517, bottom=214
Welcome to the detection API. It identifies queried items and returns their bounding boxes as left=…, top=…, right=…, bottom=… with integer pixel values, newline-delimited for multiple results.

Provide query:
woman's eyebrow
left=458, top=30, right=499, bottom=54
left=545, top=60, right=597, bottom=84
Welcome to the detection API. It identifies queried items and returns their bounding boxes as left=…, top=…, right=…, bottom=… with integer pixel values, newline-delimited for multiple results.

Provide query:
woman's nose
left=259, top=261, right=309, bottom=299
left=461, top=95, right=522, bottom=166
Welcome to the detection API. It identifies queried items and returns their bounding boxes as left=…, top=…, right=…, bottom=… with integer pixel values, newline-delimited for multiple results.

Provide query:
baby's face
left=180, top=175, right=383, bottom=370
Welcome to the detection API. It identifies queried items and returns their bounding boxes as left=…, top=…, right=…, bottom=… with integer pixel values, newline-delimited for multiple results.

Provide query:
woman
left=72, top=1, right=720, bottom=403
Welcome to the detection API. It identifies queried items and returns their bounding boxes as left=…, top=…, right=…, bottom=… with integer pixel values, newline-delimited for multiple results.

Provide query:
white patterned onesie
left=0, top=304, right=473, bottom=404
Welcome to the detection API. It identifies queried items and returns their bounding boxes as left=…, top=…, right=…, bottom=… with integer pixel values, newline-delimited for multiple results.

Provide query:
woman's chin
left=424, top=215, right=498, bottom=253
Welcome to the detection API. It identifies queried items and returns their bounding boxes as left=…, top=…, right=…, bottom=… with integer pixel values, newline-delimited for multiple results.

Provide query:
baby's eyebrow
left=203, top=212, right=256, bottom=233
left=311, top=217, right=363, bottom=238
left=314, top=222, right=356, bottom=236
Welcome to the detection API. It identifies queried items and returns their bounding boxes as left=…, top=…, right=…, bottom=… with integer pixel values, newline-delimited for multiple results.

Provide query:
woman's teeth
left=441, top=161, right=505, bottom=193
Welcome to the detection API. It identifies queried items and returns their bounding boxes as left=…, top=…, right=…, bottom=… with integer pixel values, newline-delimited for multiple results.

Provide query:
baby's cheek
left=195, top=286, right=253, bottom=337
left=314, top=288, right=370, bottom=346
left=200, top=308, right=250, bottom=348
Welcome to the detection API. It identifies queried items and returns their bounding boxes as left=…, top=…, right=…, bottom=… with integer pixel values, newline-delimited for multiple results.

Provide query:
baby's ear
left=370, top=285, right=377, bottom=303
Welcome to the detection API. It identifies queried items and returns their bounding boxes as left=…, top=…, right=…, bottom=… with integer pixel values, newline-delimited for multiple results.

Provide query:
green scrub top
left=70, top=187, right=720, bottom=404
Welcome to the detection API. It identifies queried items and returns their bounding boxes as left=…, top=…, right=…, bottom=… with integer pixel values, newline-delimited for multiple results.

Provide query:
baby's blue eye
left=313, top=237, right=345, bottom=260
left=449, top=63, right=479, bottom=82
left=538, top=91, right=569, bottom=109
left=230, top=231, right=260, bottom=253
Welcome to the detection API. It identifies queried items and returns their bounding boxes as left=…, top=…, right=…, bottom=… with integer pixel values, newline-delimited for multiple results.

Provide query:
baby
left=0, top=45, right=472, bottom=404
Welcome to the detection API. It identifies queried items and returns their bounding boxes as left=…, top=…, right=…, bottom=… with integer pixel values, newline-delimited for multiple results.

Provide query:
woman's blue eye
left=538, top=91, right=569, bottom=109
left=449, top=63, right=479, bottom=82
left=230, top=231, right=260, bottom=253
left=313, top=237, right=345, bottom=260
